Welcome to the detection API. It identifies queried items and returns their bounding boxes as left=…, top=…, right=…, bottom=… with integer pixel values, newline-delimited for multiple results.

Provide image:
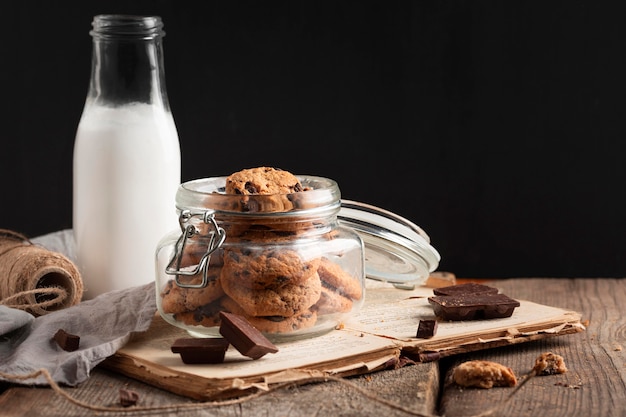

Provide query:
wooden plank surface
left=0, top=359, right=439, bottom=417
left=1, top=278, right=624, bottom=417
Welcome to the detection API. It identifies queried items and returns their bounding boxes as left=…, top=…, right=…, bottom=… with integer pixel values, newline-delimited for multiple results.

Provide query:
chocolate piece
left=119, top=388, right=139, bottom=407
left=432, top=282, right=499, bottom=296
left=219, top=311, right=278, bottom=359
left=428, top=293, right=520, bottom=320
left=53, top=329, right=80, bottom=352
left=416, top=319, right=438, bottom=338
left=171, top=337, right=230, bottom=364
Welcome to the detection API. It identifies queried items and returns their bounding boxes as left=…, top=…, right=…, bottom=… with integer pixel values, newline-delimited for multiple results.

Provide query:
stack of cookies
left=160, top=167, right=363, bottom=335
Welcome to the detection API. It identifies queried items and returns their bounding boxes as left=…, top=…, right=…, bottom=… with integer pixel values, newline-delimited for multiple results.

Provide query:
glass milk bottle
left=73, top=15, right=181, bottom=299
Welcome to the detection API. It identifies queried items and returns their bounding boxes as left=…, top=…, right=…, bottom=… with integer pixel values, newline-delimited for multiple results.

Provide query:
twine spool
left=0, top=229, right=83, bottom=316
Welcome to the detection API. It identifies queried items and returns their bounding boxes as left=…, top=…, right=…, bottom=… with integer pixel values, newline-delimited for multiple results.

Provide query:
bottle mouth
left=90, top=14, right=165, bottom=40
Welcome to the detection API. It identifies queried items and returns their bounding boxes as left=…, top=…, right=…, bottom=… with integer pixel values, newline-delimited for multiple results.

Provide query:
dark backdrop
left=2, top=1, right=625, bottom=278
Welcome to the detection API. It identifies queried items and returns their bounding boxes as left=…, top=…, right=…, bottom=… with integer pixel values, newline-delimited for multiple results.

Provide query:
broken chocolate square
left=428, top=293, right=520, bottom=321
left=171, top=337, right=230, bottom=364
left=53, top=329, right=80, bottom=352
left=416, top=319, right=438, bottom=338
left=219, top=311, right=278, bottom=359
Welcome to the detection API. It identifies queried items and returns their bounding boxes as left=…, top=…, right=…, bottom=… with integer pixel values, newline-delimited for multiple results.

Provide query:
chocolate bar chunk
left=119, top=388, right=139, bottom=407
left=428, top=293, right=520, bottom=321
left=416, top=319, right=438, bottom=338
left=432, top=282, right=499, bottom=296
left=53, top=329, right=80, bottom=352
left=219, top=311, right=278, bottom=359
left=171, top=337, right=230, bottom=364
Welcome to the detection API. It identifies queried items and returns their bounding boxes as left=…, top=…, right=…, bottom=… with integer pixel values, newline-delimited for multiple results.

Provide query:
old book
left=102, top=282, right=584, bottom=400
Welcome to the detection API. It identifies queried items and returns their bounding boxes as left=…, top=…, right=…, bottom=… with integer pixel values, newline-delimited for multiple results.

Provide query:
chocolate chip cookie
left=225, top=166, right=303, bottom=195
left=316, top=257, right=363, bottom=301
left=221, top=248, right=320, bottom=290
left=224, top=167, right=304, bottom=213
left=221, top=271, right=322, bottom=317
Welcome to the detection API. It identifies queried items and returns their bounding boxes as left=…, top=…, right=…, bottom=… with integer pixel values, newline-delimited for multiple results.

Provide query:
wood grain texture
left=0, top=360, right=439, bottom=417
left=2, top=278, right=624, bottom=417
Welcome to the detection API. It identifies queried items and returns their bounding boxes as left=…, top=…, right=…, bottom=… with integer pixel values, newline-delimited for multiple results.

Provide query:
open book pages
left=104, top=281, right=584, bottom=400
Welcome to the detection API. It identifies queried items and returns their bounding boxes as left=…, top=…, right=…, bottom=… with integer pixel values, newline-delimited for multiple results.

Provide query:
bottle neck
left=86, top=15, right=170, bottom=109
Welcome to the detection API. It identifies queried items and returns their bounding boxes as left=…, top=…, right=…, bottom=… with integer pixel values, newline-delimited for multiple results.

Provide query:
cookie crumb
left=452, top=360, right=517, bottom=389
left=533, top=352, right=567, bottom=375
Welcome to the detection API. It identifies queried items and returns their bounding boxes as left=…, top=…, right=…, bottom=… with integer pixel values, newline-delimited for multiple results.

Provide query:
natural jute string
left=0, top=229, right=83, bottom=316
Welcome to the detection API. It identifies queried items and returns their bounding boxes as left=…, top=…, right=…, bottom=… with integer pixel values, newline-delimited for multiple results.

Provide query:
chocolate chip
left=119, top=388, right=139, bottom=407
left=244, top=182, right=258, bottom=194
left=53, top=329, right=80, bottom=352
left=219, top=311, right=278, bottom=359
left=203, top=302, right=222, bottom=315
left=242, top=199, right=259, bottom=212
left=262, top=315, right=286, bottom=322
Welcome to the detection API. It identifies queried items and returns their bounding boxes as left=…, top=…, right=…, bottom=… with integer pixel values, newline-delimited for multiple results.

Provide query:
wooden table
left=1, top=278, right=625, bottom=417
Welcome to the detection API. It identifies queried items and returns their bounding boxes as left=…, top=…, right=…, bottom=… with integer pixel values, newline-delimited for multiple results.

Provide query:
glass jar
left=155, top=176, right=366, bottom=340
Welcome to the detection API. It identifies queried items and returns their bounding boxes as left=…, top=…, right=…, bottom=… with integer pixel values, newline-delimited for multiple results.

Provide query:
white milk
left=73, top=103, right=181, bottom=299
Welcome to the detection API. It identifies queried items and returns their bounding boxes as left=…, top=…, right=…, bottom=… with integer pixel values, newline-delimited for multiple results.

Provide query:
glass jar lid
left=338, top=200, right=441, bottom=287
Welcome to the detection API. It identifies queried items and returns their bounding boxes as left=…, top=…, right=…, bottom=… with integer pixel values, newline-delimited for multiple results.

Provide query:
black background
left=2, top=1, right=625, bottom=278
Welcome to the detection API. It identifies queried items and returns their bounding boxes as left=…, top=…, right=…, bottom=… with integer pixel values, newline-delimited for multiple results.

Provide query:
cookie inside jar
left=156, top=167, right=366, bottom=341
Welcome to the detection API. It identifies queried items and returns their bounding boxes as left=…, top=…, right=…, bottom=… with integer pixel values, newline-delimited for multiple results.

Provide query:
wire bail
left=165, top=210, right=226, bottom=288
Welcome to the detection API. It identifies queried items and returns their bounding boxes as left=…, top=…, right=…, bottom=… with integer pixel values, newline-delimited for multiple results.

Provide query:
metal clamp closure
left=165, top=209, right=226, bottom=288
